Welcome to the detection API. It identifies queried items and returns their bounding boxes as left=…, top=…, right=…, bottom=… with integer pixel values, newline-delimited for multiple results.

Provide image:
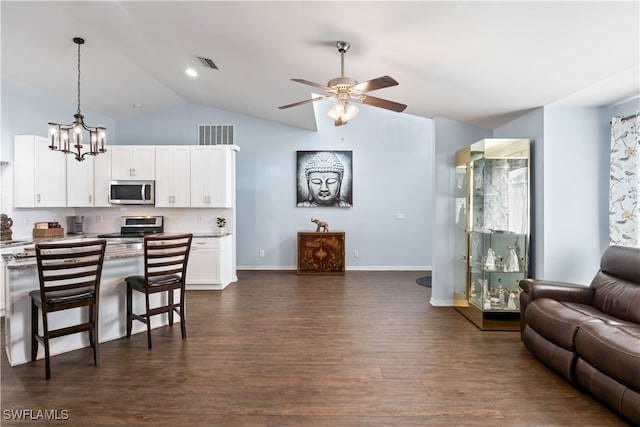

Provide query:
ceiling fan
left=278, top=41, right=407, bottom=126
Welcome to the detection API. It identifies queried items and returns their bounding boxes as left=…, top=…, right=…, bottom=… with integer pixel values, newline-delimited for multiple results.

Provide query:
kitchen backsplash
left=7, top=207, right=232, bottom=239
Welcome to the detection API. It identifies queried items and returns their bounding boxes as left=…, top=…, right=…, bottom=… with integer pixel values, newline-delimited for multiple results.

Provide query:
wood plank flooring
left=1, top=271, right=628, bottom=426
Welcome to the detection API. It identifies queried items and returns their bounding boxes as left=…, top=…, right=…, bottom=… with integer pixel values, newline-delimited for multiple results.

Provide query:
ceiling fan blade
left=278, top=96, right=330, bottom=110
left=353, top=76, right=399, bottom=93
left=357, top=94, right=407, bottom=112
left=291, top=79, right=331, bottom=92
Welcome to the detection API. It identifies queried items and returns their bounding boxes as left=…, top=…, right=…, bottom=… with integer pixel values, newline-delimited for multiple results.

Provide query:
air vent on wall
left=197, top=56, right=218, bottom=70
left=198, top=125, right=235, bottom=145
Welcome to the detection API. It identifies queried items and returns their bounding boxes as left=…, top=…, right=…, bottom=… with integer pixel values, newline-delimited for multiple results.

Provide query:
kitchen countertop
left=5, top=241, right=143, bottom=269
left=1, top=231, right=230, bottom=247
left=3, top=232, right=231, bottom=269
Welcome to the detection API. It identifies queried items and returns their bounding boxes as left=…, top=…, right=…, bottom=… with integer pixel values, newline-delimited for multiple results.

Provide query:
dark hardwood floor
left=1, top=271, right=628, bottom=426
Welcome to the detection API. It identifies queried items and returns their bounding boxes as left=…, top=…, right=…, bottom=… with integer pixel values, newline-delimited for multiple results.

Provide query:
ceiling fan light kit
left=279, top=41, right=407, bottom=126
left=48, top=37, right=107, bottom=162
left=328, top=100, right=359, bottom=123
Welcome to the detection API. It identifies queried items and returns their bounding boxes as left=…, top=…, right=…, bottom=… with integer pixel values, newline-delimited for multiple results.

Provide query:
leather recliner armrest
left=519, top=278, right=594, bottom=305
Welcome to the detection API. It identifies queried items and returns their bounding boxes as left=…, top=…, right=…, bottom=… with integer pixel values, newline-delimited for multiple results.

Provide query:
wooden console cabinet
left=297, top=232, right=345, bottom=275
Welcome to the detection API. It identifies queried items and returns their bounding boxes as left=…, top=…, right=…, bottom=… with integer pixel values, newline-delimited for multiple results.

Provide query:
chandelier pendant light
left=48, top=37, right=106, bottom=162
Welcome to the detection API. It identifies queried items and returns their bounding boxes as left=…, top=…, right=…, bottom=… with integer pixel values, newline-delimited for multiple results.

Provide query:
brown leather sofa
left=519, top=245, right=640, bottom=425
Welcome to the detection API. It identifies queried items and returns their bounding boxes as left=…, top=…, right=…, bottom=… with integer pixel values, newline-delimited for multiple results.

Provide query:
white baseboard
left=429, top=297, right=457, bottom=307
left=237, top=265, right=432, bottom=271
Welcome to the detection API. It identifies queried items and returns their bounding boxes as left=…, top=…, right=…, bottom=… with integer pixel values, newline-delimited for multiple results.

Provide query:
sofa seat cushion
left=525, top=299, right=625, bottom=351
left=575, top=322, right=640, bottom=392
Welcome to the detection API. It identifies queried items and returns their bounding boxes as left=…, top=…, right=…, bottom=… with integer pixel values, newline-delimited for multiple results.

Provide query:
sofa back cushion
left=590, top=246, right=640, bottom=323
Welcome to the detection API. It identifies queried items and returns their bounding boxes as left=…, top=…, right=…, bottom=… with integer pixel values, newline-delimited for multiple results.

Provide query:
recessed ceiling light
left=132, top=103, right=143, bottom=108
left=185, top=68, right=198, bottom=77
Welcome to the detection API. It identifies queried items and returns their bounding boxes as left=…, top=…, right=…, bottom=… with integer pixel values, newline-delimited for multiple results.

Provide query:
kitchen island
left=3, top=240, right=169, bottom=366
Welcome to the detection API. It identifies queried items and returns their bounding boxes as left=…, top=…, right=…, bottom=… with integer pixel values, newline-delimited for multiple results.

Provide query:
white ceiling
left=2, top=1, right=639, bottom=131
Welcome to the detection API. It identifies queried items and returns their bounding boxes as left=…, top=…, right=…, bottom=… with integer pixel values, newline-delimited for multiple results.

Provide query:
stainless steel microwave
left=108, top=180, right=155, bottom=205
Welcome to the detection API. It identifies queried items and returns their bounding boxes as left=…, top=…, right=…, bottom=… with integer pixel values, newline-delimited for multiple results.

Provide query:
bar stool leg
left=90, top=304, right=100, bottom=366
left=31, top=300, right=39, bottom=362
left=126, top=283, right=133, bottom=338
left=145, top=294, right=152, bottom=349
left=180, top=288, right=186, bottom=339
left=42, top=315, right=51, bottom=380
left=168, top=290, right=174, bottom=326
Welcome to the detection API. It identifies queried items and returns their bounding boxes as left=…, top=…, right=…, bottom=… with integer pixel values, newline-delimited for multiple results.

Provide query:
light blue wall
left=115, top=101, right=434, bottom=269
left=611, top=97, right=640, bottom=117
left=539, top=107, right=610, bottom=284
left=1, top=78, right=116, bottom=161
left=430, top=118, right=491, bottom=306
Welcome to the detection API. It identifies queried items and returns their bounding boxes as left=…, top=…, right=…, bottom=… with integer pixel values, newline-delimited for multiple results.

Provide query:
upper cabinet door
left=93, top=149, right=112, bottom=207
left=66, top=152, right=94, bottom=207
left=14, top=135, right=67, bottom=208
left=111, top=145, right=155, bottom=180
left=190, top=146, right=232, bottom=208
left=155, top=146, right=190, bottom=207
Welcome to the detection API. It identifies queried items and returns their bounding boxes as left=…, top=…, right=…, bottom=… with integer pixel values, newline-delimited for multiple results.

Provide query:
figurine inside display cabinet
left=484, top=248, right=496, bottom=271
left=507, top=246, right=519, bottom=271
left=507, top=290, right=518, bottom=309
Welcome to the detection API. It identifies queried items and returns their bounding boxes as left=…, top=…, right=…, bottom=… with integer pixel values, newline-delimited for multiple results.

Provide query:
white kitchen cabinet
left=66, top=148, right=112, bottom=207
left=14, top=135, right=66, bottom=208
left=186, top=235, right=232, bottom=290
left=190, top=146, right=233, bottom=208
left=66, top=152, right=94, bottom=206
left=93, top=149, right=112, bottom=206
left=111, top=145, right=155, bottom=180
left=155, top=146, right=190, bottom=207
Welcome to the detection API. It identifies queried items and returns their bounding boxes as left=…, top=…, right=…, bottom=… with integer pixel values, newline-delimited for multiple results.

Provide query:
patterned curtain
left=609, top=114, right=639, bottom=247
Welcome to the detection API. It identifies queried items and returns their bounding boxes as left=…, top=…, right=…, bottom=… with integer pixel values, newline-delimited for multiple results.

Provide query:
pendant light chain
left=76, top=40, right=82, bottom=115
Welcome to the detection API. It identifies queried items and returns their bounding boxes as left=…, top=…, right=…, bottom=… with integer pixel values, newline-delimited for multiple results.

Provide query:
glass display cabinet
left=454, top=139, right=530, bottom=330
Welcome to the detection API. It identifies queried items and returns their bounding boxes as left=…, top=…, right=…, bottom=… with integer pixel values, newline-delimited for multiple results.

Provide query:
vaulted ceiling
left=2, top=1, right=638, bottom=131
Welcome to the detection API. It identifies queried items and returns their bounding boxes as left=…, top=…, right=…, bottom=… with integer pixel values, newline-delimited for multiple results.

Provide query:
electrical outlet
left=96, top=215, right=103, bottom=223
left=259, top=250, right=265, bottom=258
left=197, top=216, right=202, bottom=223
left=353, top=250, right=359, bottom=258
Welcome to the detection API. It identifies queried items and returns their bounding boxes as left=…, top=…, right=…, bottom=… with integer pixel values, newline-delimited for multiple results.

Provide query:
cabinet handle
left=37, top=194, right=41, bottom=203
left=89, top=195, right=92, bottom=204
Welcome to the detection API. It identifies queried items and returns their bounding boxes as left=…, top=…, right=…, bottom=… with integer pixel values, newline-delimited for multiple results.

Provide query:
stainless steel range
left=97, top=216, right=164, bottom=239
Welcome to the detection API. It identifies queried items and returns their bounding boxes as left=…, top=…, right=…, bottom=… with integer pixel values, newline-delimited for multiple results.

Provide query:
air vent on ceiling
left=198, top=125, right=235, bottom=145
left=197, top=56, right=218, bottom=70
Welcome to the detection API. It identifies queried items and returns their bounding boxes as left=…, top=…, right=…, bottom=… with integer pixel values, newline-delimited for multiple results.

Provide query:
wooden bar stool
left=126, top=233, right=192, bottom=349
left=30, top=239, right=107, bottom=380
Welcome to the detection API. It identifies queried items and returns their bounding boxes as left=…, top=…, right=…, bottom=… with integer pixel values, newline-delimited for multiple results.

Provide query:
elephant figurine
left=311, top=218, right=329, bottom=232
